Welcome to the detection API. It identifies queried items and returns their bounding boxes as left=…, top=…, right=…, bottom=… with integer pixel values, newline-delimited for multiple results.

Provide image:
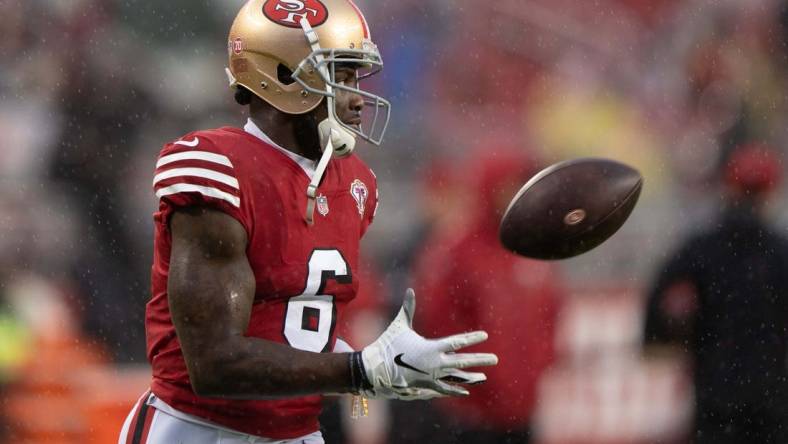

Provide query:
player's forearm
left=187, top=337, right=353, bottom=399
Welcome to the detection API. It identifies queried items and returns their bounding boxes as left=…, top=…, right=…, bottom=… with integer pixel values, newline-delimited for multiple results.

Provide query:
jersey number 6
left=284, top=249, right=351, bottom=353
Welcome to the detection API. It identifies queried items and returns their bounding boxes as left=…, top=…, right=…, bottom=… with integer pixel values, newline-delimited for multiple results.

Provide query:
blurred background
left=1, top=0, right=787, bottom=442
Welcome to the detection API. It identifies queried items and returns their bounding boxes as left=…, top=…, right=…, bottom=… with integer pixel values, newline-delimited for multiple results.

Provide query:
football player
left=118, top=1, right=498, bottom=443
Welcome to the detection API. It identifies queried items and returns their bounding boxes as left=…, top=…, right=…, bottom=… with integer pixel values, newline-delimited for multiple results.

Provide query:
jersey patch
left=350, top=179, right=368, bottom=218
left=317, top=193, right=329, bottom=216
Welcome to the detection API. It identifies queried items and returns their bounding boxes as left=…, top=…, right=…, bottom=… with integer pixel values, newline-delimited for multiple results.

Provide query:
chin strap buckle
left=305, top=183, right=318, bottom=226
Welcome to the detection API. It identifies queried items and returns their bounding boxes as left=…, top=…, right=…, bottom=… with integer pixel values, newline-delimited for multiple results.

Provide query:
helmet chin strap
left=305, top=130, right=334, bottom=225
left=301, top=18, right=358, bottom=225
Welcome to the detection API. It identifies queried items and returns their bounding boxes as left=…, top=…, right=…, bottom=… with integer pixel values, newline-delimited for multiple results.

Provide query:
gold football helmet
left=227, top=0, right=390, bottom=147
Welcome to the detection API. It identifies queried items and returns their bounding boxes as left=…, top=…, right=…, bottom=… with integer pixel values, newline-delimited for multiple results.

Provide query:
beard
left=292, top=109, right=323, bottom=160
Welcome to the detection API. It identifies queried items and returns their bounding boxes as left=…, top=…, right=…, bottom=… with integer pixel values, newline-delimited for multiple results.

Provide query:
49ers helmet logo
left=263, top=0, right=329, bottom=28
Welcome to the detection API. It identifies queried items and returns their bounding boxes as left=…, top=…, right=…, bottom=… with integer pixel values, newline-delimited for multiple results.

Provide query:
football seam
left=515, top=177, right=642, bottom=258
left=499, top=157, right=635, bottom=227
left=551, top=177, right=643, bottom=244
left=498, top=159, right=643, bottom=259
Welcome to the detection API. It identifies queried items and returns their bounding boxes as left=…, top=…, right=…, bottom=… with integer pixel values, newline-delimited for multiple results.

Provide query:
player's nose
left=349, top=93, right=364, bottom=113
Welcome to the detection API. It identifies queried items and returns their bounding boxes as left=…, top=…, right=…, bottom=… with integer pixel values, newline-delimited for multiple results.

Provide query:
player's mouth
left=340, top=111, right=362, bottom=126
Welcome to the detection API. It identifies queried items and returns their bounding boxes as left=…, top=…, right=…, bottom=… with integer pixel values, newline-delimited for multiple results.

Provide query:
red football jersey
left=146, top=122, right=378, bottom=439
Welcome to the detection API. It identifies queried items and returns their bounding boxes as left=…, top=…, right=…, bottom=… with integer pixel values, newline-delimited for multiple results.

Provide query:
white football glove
left=337, top=336, right=442, bottom=400
left=356, top=288, right=498, bottom=399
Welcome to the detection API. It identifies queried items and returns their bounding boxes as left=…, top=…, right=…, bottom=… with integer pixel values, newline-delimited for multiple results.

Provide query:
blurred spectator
left=0, top=280, right=32, bottom=440
left=644, top=143, right=788, bottom=444
left=412, top=148, right=563, bottom=443
left=45, top=8, right=160, bottom=363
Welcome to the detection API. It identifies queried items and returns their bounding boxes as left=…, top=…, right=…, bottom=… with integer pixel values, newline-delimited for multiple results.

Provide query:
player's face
left=333, top=65, right=364, bottom=128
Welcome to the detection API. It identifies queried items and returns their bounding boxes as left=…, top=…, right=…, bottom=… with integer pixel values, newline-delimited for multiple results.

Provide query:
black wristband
left=348, top=352, right=360, bottom=393
left=349, top=351, right=373, bottom=393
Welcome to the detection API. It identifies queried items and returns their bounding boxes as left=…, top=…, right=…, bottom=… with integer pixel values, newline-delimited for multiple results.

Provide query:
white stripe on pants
left=118, top=394, right=324, bottom=444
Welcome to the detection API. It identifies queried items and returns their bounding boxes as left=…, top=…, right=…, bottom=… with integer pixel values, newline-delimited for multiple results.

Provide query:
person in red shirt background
left=413, top=148, right=564, bottom=443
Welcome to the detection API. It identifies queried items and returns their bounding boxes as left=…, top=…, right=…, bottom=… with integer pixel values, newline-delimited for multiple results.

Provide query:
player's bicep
left=167, top=207, right=254, bottom=373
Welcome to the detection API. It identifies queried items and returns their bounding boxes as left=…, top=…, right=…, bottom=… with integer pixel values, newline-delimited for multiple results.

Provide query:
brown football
left=499, top=158, right=643, bottom=260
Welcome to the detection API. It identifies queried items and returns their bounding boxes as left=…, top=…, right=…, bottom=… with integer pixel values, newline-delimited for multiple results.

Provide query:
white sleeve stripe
left=155, top=183, right=240, bottom=208
left=156, top=151, right=233, bottom=169
left=153, top=168, right=239, bottom=189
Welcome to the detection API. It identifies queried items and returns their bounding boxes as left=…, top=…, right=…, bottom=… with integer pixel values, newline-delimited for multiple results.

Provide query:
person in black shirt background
left=644, top=142, right=788, bottom=444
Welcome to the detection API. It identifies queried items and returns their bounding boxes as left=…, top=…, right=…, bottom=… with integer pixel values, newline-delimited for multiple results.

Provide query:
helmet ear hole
left=277, top=64, right=296, bottom=85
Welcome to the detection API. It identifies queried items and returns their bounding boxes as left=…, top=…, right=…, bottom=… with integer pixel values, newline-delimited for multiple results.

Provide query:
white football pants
left=118, top=392, right=324, bottom=444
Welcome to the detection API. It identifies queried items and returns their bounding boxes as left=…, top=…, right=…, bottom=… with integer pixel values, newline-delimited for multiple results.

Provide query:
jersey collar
left=243, top=118, right=317, bottom=179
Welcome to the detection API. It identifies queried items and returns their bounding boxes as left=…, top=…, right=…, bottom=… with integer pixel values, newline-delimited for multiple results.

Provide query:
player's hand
left=336, top=336, right=441, bottom=400
left=357, top=288, right=498, bottom=399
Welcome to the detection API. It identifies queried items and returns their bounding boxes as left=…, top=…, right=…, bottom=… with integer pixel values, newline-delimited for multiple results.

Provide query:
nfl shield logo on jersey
left=350, top=179, right=368, bottom=218
left=316, top=194, right=329, bottom=217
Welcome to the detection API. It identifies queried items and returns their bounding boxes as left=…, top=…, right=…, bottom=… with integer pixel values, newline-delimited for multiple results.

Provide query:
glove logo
left=394, top=353, right=429, bottom=375
left=263, top=0, right=329, bottom=28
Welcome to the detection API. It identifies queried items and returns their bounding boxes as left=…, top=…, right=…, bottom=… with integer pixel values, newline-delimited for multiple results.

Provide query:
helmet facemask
left=292, top=20, right=391, bottom=149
